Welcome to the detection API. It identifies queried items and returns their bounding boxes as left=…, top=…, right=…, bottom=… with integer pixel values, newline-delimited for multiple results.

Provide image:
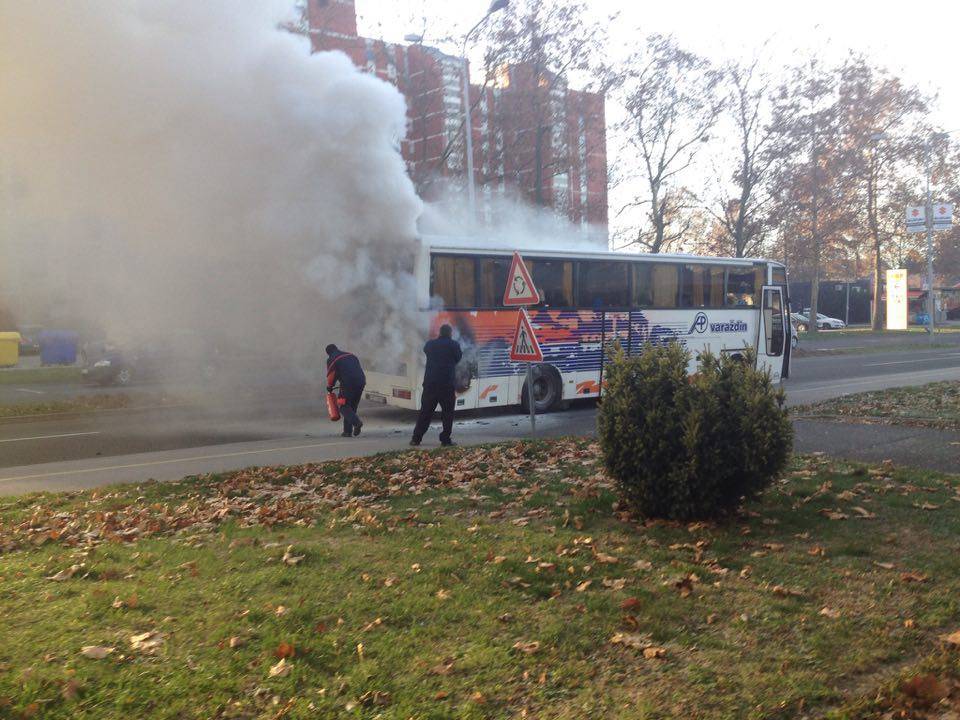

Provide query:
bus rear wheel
left=521, top=365, right=562, bottom=413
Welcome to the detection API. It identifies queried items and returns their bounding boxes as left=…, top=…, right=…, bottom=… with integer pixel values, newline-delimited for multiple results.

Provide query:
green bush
left=598, top=343, right=793, bottom=520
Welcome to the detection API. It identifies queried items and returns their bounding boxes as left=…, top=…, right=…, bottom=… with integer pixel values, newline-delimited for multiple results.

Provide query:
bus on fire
left=363, top=238, right=791, bottom=413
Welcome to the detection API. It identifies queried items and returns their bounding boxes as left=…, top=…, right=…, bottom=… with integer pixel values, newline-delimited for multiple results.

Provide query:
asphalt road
left=2, top=343, right=959, bottom=495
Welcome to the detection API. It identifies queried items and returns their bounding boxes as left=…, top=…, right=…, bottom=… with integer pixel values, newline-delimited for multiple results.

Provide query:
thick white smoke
left=0, top=1, right=422, bottom=380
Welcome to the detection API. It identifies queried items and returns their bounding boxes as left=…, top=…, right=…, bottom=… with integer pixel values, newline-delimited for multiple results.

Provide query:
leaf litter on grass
left=1, top=442, right=960, bottom=718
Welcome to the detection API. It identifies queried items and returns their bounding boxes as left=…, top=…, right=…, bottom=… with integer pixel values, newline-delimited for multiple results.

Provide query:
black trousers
left=412, top=384, right=455, bottom=443
left=339, top=383, right=364, bottom=435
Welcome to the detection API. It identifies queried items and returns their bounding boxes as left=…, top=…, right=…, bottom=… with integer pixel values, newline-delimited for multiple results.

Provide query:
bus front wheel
left=521, top=365, right=562, bottom=413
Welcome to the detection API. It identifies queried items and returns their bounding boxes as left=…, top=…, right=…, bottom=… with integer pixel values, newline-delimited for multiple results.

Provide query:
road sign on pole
left=932, top=202, right=953, bottom=230
left=503, top=252, right=541, bottom=306
left=906, top=206, right=926, bottom=233
left=509, top=306, right=543, bottom=434
left=510, top=308, right=543, bottom=362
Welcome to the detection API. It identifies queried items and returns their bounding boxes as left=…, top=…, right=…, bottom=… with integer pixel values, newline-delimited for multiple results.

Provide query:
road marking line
left=15, top=388, right=46, bottom=395
left=0, top=431, right=101, bottom=444
left=864, top=353, right=960, bottom=367
left=0, top=440, right=361, bottom=484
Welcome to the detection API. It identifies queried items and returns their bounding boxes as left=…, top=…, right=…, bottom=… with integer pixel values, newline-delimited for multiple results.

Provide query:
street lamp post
left=460, top=0, right=508, bottom=225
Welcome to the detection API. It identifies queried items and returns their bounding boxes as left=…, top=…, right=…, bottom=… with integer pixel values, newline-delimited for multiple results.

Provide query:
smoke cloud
left=0, top=1, right=422, bottom=382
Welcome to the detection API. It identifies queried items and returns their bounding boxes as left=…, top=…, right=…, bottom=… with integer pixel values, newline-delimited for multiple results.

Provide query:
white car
left=806, top=312, right=846, bottom=330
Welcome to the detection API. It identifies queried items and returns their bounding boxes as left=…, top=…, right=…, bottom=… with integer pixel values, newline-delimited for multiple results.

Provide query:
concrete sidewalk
left=793, top=418, right=960, bottom=474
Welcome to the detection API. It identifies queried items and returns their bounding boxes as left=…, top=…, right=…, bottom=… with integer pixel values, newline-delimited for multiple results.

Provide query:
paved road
left=2, top=344, right=959, bottom=495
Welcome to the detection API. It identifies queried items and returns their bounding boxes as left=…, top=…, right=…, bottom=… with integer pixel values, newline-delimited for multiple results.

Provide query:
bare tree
left=477, top=0, right=611, bottom=212
left=837, top=56, right=929, bottom=329
left=612, top=35, right=723, bottom=252
left=709, top=56, right=780, bottom=258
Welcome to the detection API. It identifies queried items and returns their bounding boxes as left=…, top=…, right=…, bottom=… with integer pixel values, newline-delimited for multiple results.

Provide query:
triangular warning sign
left=502, top=251, right=541, bottom=306
left=510, top=308, right=544, bottom=362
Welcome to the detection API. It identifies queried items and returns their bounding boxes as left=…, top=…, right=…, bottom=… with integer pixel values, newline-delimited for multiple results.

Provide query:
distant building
left=294, top=0, right=608, bottom=235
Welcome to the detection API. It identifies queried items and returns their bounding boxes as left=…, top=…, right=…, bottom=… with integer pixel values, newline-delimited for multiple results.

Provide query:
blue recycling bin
left=39, top=330, right=79, bottom=365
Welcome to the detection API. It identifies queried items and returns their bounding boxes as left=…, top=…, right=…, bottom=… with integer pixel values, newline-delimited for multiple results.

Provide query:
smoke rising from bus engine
left=0, top=1, right=422, bottom=381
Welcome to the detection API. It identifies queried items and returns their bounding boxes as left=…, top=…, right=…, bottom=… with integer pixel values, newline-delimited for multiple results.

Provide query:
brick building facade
left=294, top=0, right=608, bottom=234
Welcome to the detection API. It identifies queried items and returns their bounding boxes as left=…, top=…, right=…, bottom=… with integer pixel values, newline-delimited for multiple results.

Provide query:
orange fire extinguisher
left=326, top=388, right=341, bottom=422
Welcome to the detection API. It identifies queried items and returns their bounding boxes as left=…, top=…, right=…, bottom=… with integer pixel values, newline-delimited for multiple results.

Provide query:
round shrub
left=598, top=342, right=793, bottom=520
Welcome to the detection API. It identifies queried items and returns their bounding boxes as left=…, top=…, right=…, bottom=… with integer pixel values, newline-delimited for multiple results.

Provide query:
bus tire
left=521, top=364, right=562, bottom=413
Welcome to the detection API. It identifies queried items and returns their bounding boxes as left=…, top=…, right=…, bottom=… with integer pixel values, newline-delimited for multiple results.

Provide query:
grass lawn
left=0, top=367, right=82, bottom=386
left=0, top=394, right=138, bottom=419
left=798, top=380, right=960, bottom=430
left=1, top=440, right=959, bottom=719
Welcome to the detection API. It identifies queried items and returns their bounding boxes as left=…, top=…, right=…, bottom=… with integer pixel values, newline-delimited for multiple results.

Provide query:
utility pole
left=809, top=120, right=820, bottom=335
left=924, top=138, right=935, bottom=342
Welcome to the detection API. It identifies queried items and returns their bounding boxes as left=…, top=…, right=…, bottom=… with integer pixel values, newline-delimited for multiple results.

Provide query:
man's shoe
left=353, top=421, right=363, bottom=437
left=341, top=432, right=352, bottom=438
left=440, top=440, right=456, bottom=447
left=409, top=439, right=421, bottom=446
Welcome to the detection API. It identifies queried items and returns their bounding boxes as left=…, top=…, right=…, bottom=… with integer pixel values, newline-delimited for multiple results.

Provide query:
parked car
left=790, top=313, right=809, bottom=332
left=802, top=310, right=846, bottom=330
left=81, top=334, right=221, bottom=387
left=947, top=306, right=960, bottom=320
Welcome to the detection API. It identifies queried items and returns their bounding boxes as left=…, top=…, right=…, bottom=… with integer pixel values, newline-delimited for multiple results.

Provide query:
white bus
left=364, top=238, right=792, bottom=413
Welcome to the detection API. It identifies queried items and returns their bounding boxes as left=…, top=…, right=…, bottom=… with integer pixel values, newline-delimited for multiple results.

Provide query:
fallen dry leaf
left=79, top=646, right=114, bottom=660
left=274, top=642, right=296, bottom=659
left=268, top=658, right=292, bottom=678
left=602, top=578, right=627, bottom=590
left=642, top=646, right=667, bottom=660
left=819, top=607, right=841, bottom=619
left=129, top=631, right=165, bottom=653
left=901, top=674, right=949, bottom=704
left=851, top=507, right=876, bottom=519
left=633, top=559, right=652, bottom=571
left=281, top=545, right=305, bottom=566
left=430, top=659, right=455, bottom=676
left=610, top=632, right=650, bottom=649
left=620, top=597, right=642, bottom=611
left=435, top=589, right=451, bottom=601
left=940, top=630, right=960, bottom=646
left=575, top=580, right=592, bottom=593
left=228, top=636, right=244, bottom=649
left=872, top=561, right=895, bottom=570
left=46, top=565, right=82, bottom=582
left=900, top=571, right=929, bottom=583
left=594, top=552, right=619, bottom=564
left=60, top=679, right=81, bottom=701
left=512, top=640, right=541, bottom=655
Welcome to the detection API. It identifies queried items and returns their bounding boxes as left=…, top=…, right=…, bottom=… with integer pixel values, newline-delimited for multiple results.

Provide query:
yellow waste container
left=0, top=332, right=21, bottom=367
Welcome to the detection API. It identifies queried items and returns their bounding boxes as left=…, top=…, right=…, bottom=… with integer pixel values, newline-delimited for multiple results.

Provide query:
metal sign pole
left=526, top=359, right=536, bottom=434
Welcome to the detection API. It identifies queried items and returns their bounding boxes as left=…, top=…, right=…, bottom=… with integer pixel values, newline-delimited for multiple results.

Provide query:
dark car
left=81, top=335, right=221, bottom=387
left=947, top=306, right=960, bottom=320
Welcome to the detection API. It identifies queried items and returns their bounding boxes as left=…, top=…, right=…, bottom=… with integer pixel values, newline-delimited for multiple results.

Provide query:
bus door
left=757, top=285, right=786, bottom=381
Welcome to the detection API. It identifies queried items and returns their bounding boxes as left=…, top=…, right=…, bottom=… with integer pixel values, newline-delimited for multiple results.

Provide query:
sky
left=355, top=0, right=960, bottom=128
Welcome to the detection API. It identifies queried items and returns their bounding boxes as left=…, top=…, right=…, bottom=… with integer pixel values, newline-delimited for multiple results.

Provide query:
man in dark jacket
left=410, top=324, right=462, bottom=447
left=326, top=344, right=366, bottom=438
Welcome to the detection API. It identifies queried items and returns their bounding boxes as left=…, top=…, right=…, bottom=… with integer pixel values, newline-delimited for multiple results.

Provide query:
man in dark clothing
left=411, top=324, right=463, bottom=447
left=326, top=344, right=366, bottom=438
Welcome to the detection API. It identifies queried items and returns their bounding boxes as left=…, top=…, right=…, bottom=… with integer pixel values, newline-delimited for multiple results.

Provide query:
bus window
left=652, top=264, right=679, bottom=308
left=479, top=256, right=510, bottom=307
left=726, top=266, right=758, bottom=307
left=431, top=255, right=476, bottom=308
left=528, top=259, right=573, bottom=307
left=632, top=263, right=653, bottom=307
left=577, top=261, right=629, bottom=309
left=681, top=265, right=726, bottom=308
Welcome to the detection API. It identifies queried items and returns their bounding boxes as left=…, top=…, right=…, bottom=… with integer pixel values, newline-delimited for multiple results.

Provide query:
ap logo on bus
left=690, top=312, right=709, bottom=334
